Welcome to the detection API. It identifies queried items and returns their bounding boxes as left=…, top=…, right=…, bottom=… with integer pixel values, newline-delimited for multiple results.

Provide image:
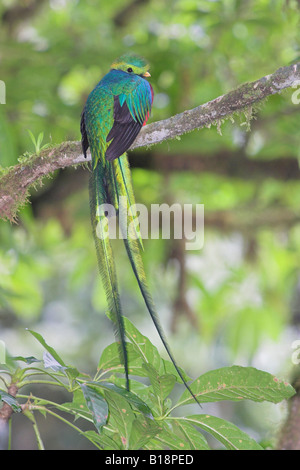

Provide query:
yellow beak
left=143, top=71, right=151, bottom=77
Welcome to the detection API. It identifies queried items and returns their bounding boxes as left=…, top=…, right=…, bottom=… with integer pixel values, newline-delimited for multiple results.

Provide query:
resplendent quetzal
left=81, top=53, right=198, bottom=405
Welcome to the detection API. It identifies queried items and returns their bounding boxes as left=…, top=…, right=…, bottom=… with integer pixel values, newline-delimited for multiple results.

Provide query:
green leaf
left=161, top=358, right=191, bottom=382
left=27, top=129, right=37, bottom=149
left=27, top=130, right=45, bottom=154
left=83, top=430, right=121, bottom=450
left=171, top=419, right=210, bottom=450
left=182, top=415, right=263, bottom=450
left=12, top=356, right=40, bottom=365
left=122, top=316, right=163, bottom=370
left=27, top=330, right=66, bottom=368
left=179, top=366, right=295, bottom=406
left=142, top=363, right=176, bottom=401
left=129, top=415, right=161, bottom=450
left=109, top=377, right=155, bottom=411
left=121, top=316, right=190, bottom=382
left=60, top=390, right=91, bottom=421
left=151, top=425, right=191, bottom=450
left=103, top=388, right=135, bottom=449
left=80, top=384, right=108, bottom=432
left=36, top=132, right=44, bottom=151
left=90, top=381, right=152, bottom=415
left=64, top=367, right=80, bottom=381
left=0, top=389, right=22, bottom=413
left=98, top=342, right=144, bottom=375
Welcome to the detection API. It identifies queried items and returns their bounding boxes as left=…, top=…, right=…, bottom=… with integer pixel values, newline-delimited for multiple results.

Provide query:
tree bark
left=0, top=62, right=299, bottom=222
left=277, top=376, right=300, bottom=450
left=0, top=384, right=18, bottom=450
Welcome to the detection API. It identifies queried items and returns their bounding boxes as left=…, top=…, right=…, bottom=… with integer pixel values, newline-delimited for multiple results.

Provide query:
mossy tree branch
left=0, top=62, right=300, bottom=222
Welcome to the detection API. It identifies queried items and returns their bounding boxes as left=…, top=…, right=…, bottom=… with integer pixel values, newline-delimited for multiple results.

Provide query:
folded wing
left=106, top=81, right=153, bottom=161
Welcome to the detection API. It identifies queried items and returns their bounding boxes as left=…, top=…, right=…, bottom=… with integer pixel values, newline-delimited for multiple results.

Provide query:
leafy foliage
left=0, top=0, right=300, bottom=449
left=0, top=321, right=295, bottom=450
left=1, top=0, right=299, bottom=350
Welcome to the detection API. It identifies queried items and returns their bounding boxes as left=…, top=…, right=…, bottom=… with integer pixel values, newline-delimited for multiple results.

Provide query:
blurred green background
left=1, top=0, right=300, bottom=449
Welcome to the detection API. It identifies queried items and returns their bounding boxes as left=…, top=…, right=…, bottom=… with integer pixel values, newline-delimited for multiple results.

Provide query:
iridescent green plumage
left=81, top=53, right=199, bottom=406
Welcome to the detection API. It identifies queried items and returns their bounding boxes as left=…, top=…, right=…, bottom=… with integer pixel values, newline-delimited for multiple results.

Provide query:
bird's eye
left=127, top=67, right=133, bottom=73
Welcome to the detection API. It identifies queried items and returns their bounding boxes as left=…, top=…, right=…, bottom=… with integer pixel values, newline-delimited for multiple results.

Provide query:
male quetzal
left=81, top=53, right=198, bottom=405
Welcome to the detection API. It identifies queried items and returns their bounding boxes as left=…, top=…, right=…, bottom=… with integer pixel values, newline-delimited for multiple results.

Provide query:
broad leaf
left=142, top=363, right=176, bottom=401
left=98, top=342, right=145, bottom=376
left=122, top=316, right=190, bottom=381
left=83, top=430, right=121, bottom=450
left=12, top=355, right=40, bottom=365
left=103, top=388, right=135, bottom=449
left=150, top=425, right=191, bottom=450
left=27, top=329, right=66, bottom=368
left=182, top=415, right=263, bottom=450
left=179, top=366, right=295, bottom=406
left=64, top=367, right=80, bottom=382
left=81, top=384, right=108, bottom=432
left=0, top=389, right=22, bottom=413
left=109, top=377, right=156, bottom=412
left=129, top=415, right=161, bottom=449
left=122, top=316, right=164, bottom=371
left=60, top=390, right=91, bottom=421
left=92, top=381, right=152, bottom=415
left=171, top=419, right=210, bottom=450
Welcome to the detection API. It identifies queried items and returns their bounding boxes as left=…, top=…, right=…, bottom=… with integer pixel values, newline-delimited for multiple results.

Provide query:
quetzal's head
left=110, top=53, right=151, bottom=78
